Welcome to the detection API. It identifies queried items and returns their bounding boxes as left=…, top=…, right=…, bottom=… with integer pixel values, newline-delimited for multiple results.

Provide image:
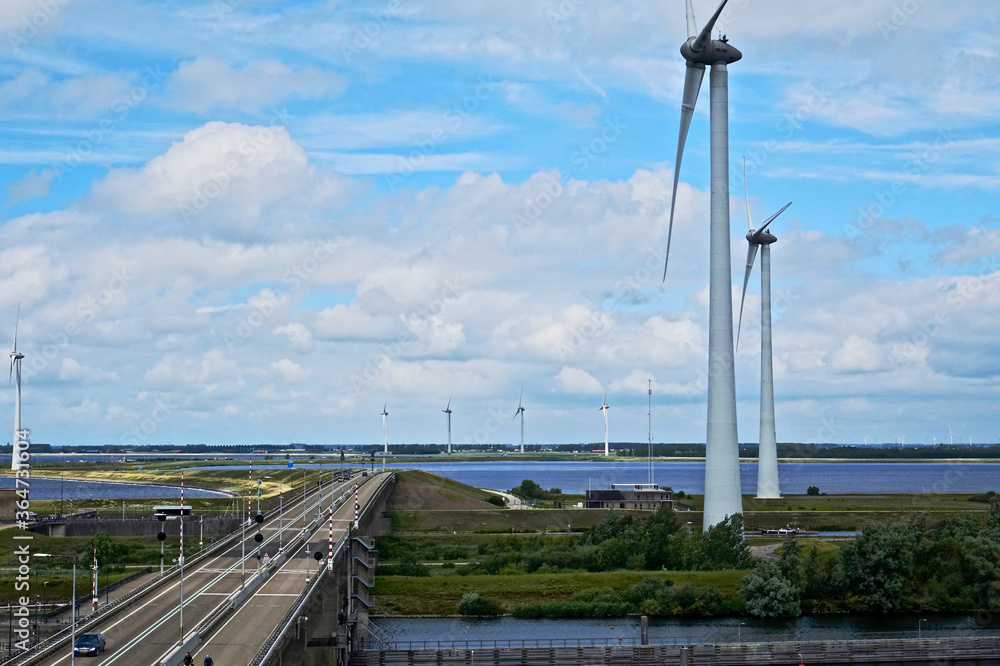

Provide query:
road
left=193, top=477, right=384, bottom=665
left=34, top=474, right=373, bottom=666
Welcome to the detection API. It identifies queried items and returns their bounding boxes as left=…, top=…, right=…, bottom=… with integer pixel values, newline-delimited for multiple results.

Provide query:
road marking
left=39, top=482, right=346, bottom=666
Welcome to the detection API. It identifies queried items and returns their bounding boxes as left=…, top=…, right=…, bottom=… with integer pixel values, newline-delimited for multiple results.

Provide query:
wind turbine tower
left=381, top=400, right=389, bottom=455
left=737, top=159, right=791, bottom=500
left=663, top=0, right=744, bottom=529
left=599, top=393, right=610, bottom=456
left=9, top=309, right=25, bottom=472
left=514, top=388, right=525, bottom=454
left=647, top=378, right=654, bottom=485
left=442, top=395, right=453, bottom=455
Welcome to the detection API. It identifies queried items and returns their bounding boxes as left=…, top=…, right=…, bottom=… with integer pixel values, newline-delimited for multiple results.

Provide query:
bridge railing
left=251, top=472, right=394, bottom=666
left=376, top=632, right=1000, bottom=651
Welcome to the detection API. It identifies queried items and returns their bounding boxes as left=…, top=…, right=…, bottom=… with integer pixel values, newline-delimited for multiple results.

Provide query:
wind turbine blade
left=691, top=0, right=730, bottom=53
left=446, top=394, right=452, bottom=411
left=743, top=157, right=754, bottom=232
left=756, top=202, right=792, bottom=234
left=663, top=62, right=706, bottom=280
left=685, top=0, right=697, bottom=37
left=736, top=244, right=759, bottom=351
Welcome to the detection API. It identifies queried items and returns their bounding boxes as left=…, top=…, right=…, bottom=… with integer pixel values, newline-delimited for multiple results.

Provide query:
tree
left=78, top=532, right=127, bottom=572
left=840, top=523, right=915, bottom=612
left=806, top=486, right=820, bottom=496
left=778, top=533, right=804, bottom=589
left=742, top=560, right=801, bottom=618
left=688, top=515, right=751, bottom=570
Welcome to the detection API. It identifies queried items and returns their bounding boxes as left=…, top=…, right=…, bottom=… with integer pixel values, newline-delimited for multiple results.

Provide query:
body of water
left=374, top=613, right=996, bottom=647
left=0, top=477, right=227, bottom=500
left=380, top=460, right=999, bottom=495
left=181, top=460, right=1000, bottom=494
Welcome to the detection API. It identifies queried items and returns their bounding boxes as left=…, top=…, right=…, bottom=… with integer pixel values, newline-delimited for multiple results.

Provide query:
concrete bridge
left=0, top=470, right=394, bottom=666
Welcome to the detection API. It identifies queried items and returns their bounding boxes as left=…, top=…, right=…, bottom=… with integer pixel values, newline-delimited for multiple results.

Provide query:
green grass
left=388, top=508, right=625, bottom=533
left=681, top=493, right=985, bottom=513
left=373, top=570, right=747, bottom=616
left=389, top=470, right=503, bottom=511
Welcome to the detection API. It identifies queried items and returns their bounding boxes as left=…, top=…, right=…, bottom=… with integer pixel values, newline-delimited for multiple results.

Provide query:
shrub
left=806, top=486, right=820, bottom=496
left=458, top=591, right=503, bottom=617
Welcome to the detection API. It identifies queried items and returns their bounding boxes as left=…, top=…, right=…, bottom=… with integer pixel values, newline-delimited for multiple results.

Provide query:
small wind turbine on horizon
left=599, top=393, right=610, bottom=457
left=381, top=400, right=389, bottom=455
left=736, top=159, right=791, bottom=500
left=442, top=395, right=453, bottom=455
left=513, top=388, right=526, bottom=454
left=949, top=426, right=956, bottom=445
left=663, top=0, right=744, bottom=529
left=9, top=306, right=26, bottom=471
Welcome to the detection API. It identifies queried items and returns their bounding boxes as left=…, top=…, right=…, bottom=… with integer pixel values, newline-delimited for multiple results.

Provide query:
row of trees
left=744, top=498, right=1000, bottom=617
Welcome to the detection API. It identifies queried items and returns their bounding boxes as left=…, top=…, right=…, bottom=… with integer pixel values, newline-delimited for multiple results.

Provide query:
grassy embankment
left=374, top=471, right=994, bottom=617
left=375, top=470, right=747, bottom=617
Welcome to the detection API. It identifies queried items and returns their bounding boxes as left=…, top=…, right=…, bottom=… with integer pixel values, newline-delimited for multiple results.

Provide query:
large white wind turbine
left=442, top=395, right=453, bottom=455
left=599, top=393, right=610, bottom=456
left=513, top=388, right=525, bottom=454
left=381, top=400, right=389, bottom=455
left=736, top=160, right=791, bottom=500
left=9, top=307, right=26, bottom=471
left=663, top=0, right=744, bottom=529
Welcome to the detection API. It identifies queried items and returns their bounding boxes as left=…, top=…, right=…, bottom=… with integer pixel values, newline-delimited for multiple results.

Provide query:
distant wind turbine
left=442, top=395, right=453, bottom=455
left=664, top=0, right=744, bottom=529
left=513, top=388, right=525, bottom=454
left=949, top=426, right=956, bottom=445
left=381, top=400, right=389, bottom=455
left=9, top=306, right=25, bottom=472
left=599, top=393, right=610, bottom=456
left=736, top=159, right=791, bottom=500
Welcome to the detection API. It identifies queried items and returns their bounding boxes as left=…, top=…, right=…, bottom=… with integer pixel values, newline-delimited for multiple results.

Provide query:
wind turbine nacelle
left=681, top=37, right=742, bottom=66
left=747, top=229, right=777, bottom=245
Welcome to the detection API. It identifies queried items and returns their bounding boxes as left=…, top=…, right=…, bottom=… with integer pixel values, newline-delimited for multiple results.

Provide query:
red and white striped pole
left=91, top=544, right=98, bottom=614
left=247, top=459, right=253, bottom=524
left=179, top=471, right=185, bottom=642
left=327, top=502, right=334, bottom=570
left=353, top=484, right=359, bottom=529
left=180, top=472, right=184, bottom=560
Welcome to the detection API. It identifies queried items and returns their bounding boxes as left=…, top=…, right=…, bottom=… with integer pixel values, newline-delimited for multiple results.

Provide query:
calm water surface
left=0, top=477, right=227, bottom=499
left=375, top=613, right=997, bottom=646
left=179, top=460, right=1000, bottom=494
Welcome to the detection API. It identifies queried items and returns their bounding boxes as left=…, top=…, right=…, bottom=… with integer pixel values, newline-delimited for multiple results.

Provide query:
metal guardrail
left=0, top=484, right=321, bottom=666
left=354, top=635, right=1000, bottom=666
left=248, top=549, right=332, bottom=666
left=378, top=631, right=1000, bottom=651
left=43, top=567, right=151, bottom=619
left=249, top=472, right=393, bottom=666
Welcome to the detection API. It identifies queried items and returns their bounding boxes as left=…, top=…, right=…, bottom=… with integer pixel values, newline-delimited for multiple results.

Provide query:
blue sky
left=1, top=0, right=998, bottom=448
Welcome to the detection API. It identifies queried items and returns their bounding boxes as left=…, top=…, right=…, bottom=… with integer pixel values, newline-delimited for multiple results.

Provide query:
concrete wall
left=272, top=473, right=395, bottom=666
